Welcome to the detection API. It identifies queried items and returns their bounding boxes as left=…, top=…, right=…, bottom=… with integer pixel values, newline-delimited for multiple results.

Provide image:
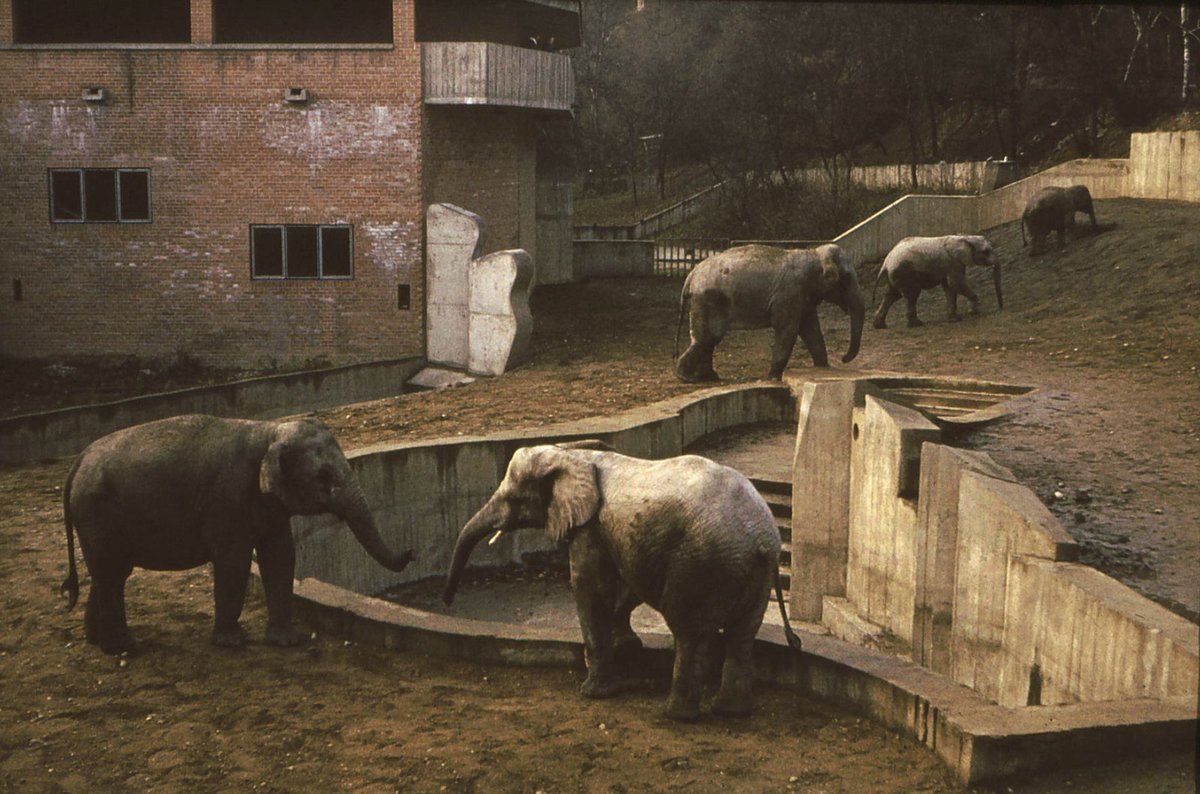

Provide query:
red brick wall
left=0, top=1, right=427, bottom=369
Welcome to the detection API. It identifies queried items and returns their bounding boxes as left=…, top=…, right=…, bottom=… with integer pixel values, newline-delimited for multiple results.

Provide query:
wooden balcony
left=422, top=41, right=574, bottom=112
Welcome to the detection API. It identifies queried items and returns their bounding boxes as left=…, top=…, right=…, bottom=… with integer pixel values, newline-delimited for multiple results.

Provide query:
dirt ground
left=1, top=198, right=1197, bottom=792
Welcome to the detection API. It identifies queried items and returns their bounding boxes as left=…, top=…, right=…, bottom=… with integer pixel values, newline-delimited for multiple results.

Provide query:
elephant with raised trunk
left=62, top=415, right=415, bottom=654
left=1022, top=184, right=1098, bottom=256
left=442, top=441, right=801, bottom=721
left=674, top=243, right=865, bottom=382
left=872, top=234, right=1002, bottom=329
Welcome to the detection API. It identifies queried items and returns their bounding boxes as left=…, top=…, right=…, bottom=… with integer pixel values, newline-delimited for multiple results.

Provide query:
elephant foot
left=906, top=318, right=924, bottom=328
left=99, top=632, right=136, bottom=656
left=211, top=623, right=249, bottom=648
left=663, top=697, right=702, bottom=722
left=872, top=318, right=887, bottom=329
left=710, top=695, right=753, bottom=718
left=264, top=622, right=307, bottom=648
left=579, top=672, right=620, bottom=699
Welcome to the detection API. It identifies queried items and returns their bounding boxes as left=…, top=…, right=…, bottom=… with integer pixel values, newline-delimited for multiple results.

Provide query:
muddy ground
left=1, top=198, right=1197, bottom=792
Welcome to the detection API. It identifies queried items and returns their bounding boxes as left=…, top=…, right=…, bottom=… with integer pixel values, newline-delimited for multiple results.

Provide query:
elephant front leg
left=256, top=528, right=305, bottom=647
left=665, top=631, right=715, bottom=721
left=569, top=532, right=621, bottom=699
left=211, top=544, right=254, bottom=648
left=797, top=310, right=829, bottom=368
left=612, top=586, right=643, bottom=655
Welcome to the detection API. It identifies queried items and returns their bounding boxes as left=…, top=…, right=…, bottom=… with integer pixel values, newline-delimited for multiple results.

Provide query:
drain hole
left=1026, top=662, right=1043, bottom=706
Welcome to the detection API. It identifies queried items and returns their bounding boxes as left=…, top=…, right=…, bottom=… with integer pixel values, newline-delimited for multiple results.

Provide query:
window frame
left=250, top=223, right=355, bottom=281
left=48, top=168, right=152, bottom=224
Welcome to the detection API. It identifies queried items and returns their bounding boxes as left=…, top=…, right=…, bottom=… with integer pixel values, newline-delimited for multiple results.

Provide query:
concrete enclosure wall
left=790, top=377, right=1199, bottom=709
left=831, top=131, right=1199, bottom=266
left=291, top=384, right=794, bottom=596
left=572, top=240, right=655, bottom=279
left=0, top=356, right=424, bottom=464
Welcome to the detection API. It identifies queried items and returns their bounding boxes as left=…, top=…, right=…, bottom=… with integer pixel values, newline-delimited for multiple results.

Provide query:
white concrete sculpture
left=468, top=250, right=533, bottom=376
left=425, top=203, right=533, bottom=377
left=426, top=203, right=486, bottom=369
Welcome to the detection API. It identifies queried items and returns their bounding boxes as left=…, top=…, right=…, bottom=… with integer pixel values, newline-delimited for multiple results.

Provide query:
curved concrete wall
left=291, top=383, right=794, bottom=595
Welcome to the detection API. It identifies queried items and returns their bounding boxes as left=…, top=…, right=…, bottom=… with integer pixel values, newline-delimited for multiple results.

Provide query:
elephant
left=1021, top=184, right=1098, bottom=256
left=61, top=414, right=415, bottom=654
left=442, top=441, right=802, bottom=721
left=871, top=234, right=1002, bottom=329
left=673, top=243, right=865, bottom=383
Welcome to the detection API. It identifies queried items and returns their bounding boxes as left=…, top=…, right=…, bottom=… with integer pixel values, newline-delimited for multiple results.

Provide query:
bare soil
left=1, top=198, right=1197, bottom=792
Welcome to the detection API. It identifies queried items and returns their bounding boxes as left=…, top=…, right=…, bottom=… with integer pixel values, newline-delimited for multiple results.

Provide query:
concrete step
left=758, top=490, right=791, bottom=519
left=749, top=476, right=791, bottom=496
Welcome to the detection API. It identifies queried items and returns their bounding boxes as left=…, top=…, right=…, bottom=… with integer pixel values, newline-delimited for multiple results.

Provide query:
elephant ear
left=259, top=439, right=286, bottom=496
left=816, top=244, right=845, bottom=295
left=526, top=446, right=600, bottom=544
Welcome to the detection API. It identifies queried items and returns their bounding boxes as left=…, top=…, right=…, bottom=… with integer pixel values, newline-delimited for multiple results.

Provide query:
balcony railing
left=422, top=41, right=574, bottom=112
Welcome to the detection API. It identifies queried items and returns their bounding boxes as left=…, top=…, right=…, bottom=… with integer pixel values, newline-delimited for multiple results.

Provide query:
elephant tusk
left=487, top=530, right=503, bottom=546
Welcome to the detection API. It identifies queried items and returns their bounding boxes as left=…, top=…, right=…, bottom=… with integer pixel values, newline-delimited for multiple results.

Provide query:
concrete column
left=789, top=379, right=858, bottom=621
left=912, top=444, right=1016, bottom=674
left=467, top=249, right=532, bottom=376
left=190, top=0, right=213, bottom=45
left=846, top=395, right=939, bottom=642
left=426, top=203, right=486, bottom=369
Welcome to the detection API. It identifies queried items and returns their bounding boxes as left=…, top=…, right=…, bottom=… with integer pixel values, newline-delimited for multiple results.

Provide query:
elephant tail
left=775, top=567, right=802, bottom=652
left=673, top=289, right=690, bottom=359
left=61, top=456, right=81, bottom=610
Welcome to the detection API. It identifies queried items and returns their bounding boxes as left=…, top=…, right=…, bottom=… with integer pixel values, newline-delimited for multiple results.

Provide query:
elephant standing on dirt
left=442, top=441, right=802, bottom=721
left=872, top=235, right=1002, bottom=329
left=673, top=243, right=865, bottom=382
left=62, top=415, right=415, bottom=654
left=1022, top=185, right=1098, bottom=255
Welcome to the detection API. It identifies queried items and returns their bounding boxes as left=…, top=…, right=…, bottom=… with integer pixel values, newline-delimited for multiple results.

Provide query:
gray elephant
left=442, top=441, right=801, bottom=721
left=61, top=414, right=415, bottom=654
left=1021, top=184, right=1098, bottom=256
left=872, top=234, right=1002, bottom=329
left=673, top=243, right=865, bottom=382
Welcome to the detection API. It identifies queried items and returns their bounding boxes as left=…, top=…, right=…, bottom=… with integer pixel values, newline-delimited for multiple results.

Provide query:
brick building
left=0, top=0, right=578, bottom=369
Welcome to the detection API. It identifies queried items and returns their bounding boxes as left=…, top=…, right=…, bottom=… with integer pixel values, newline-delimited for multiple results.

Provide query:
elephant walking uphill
left=62, top=415, right=415, bottom=655
left=442, top=441, right=802, bottom=721
left=674, top=243, right=865, bottom=382
left=1022, top=184, right=1098, bottom=256
left=872, top=234, right=1002, bottom=329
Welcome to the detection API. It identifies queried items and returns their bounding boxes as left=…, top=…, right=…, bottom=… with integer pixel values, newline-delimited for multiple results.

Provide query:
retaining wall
left=0, top=357, right=424, bottom=464
left=292, top=384, right=794, bottom=595
left=789, top=377, right=1199, bottom=710
left=572, top=240, right=655, bottom=279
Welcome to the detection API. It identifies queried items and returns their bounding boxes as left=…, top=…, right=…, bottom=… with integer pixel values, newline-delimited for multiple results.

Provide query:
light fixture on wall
left=284, top=87, right=310, bottom=104
left=81, top=87, right=107, bottom=103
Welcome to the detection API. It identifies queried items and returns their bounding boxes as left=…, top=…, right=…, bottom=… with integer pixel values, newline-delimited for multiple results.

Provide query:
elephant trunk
left=992, top=262, right=1004, bottom=310
left=338, top=481, right=414, bottom=572
left=443, top=499, right=504, bottom=605
left=841, top=288, right=865, bottom=364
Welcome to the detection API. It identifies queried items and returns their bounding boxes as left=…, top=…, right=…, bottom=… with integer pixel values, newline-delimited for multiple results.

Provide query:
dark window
left=213, top=0, right=392, bottom=44
left=119, top=171, right=151, bottom=222
left=321, top=227, right=352, bottom=277
left=50, top=171, right=83, bottom=221
left=84, top=170, right=118, bottom=222
left=251, top=224, right=353, bottom=279
left=252, top=227, right=285, bottom=277
left=14, top=0, right=190, bottom=44
left=50, top=169, right=151, bottom=223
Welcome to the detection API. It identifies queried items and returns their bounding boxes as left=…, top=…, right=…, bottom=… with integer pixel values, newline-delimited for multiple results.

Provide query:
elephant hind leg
left=873, top=284, right=902, bottom=329
left=90, top=566, right=134, bottom=655
left=903, top=287, right=924, bottom=327
left=665, top=631, right=716, bottom=721
left=676, top=291, right=728, bottom=382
